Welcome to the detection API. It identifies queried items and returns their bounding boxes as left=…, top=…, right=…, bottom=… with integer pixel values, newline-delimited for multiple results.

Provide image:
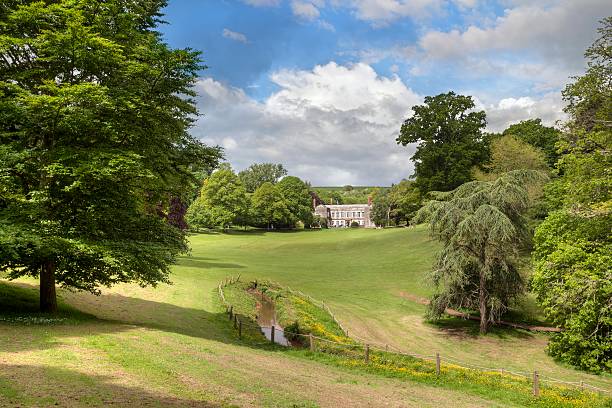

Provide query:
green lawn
left=0, top=227, right=610, bottom=407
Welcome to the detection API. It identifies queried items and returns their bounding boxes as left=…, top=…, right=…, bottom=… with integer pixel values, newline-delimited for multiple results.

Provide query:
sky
left=160, top=0, right=609, bottom=186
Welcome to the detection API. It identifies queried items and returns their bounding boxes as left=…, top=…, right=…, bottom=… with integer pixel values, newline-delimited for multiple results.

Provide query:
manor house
left=314, top=201, right=375, bottom=228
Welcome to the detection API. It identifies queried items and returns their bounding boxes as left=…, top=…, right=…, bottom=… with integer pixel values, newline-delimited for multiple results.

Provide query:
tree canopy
left=414, top=170, right=544, bottom=333
left=0, top=0, right=220, bottom=311
left=531, top=18, right=611, bottom=373
left=502, top=119, right=561, bottom=167
left=251, top=182, right=292, bottom=229
left=186, top=168, right=249, bottom=230
left=238, top=163, right=287, bottom=193
left=397, top=92, right=490, bottom=193
left=276, top=176, right=314, bottom=227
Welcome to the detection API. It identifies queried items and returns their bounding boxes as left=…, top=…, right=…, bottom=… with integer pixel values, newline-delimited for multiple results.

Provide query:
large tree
left=397, top=92, right=490, bottom=193
left=276, top=176, right=313, bottom=227
left=502, top=119, right=561, bottom=167
left=186, top=168, right=249, bottom=230
left=531, top=18, right=611, bottom=373
left=251, top=182, right=292, bottom=229
left=0, top=0, right=219, bottom=311
left=238, top=163, right=287, bottom=193
left=413, top=171, right=543, bottom=334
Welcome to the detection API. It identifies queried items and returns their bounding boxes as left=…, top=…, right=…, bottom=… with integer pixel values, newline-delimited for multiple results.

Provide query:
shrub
left=284, top=320, right=305, bottom=344
left=350, top=221, right=360, bottom=228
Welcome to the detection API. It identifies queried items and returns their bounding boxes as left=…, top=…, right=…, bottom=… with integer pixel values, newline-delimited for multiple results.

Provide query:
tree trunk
left=479, top=270, right=488, bottom=334
left=40, top=260, right=57, bottom=313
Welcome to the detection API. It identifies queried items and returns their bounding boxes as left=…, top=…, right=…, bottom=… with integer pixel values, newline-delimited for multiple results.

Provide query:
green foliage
left=473, top=135, right=549, bottom=181
left=277, top=176, right=314, bottom=227
left=397, top=92, right=490, bottom=193
left=238, top=163, right=287, bottom=193
left=313, top=186, right=381, bottom=205
left=414, top=171, right=545, bottom=333
left=370, top=189, right=391, bottom=227
left=532, top=19, right=611, bottom=372
left=503, top=119, right=561, bottom=167
left=371, top=181, right=421, bottom=226
left=251, top=182, right=292, bottom=229
left=0, top=0, right=219, bottom=310
left=186, top=168, right=249, bottom=229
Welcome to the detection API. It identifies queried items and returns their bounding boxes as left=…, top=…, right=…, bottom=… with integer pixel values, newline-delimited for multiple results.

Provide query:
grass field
left=1, top=227, right=610, bottom=407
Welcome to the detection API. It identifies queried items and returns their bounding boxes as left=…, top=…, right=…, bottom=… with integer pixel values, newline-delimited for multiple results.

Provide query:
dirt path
left=398, top=292, right=561, bottom=333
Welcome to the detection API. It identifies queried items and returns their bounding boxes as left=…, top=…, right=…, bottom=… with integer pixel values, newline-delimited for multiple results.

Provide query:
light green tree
left=238, top=163, right=287, bottom=193
left=473, top=135, right=548, bottom=181
left=187, top=168, right=249, bottom=229
left=0, top=0, right=219, bottom=312
left=413, top=171, right=544, bottom=334
left=277, top=176, right=314, bottom=227
left=502, top=119, right=561, bottom=167
left=251, top=182, right=292, bottom=229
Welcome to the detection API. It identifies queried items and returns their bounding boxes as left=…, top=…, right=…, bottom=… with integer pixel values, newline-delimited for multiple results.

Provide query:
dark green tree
left=502, top=119, right=561, bottom=167
left=387, top=180, right=422, bottom=225
left=532, top=18, right=611, bottom=372
left=397, top=92, right=489, bottom=193
left=238, top=163, right=287, bottom=193
left=276, top=176, right=314, bottom=227
left=370, top=189, right=391, bottom=227
left=413, top=171, right=544, bottom=334
left=0, top=0, right=219, bottom=311
left=251, top=182, right=292, bottom=229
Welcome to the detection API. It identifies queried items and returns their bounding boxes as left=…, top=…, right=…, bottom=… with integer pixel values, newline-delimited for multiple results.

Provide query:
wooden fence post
left=233, top=314, right=237, bottom=329
left=271, top=325, right=275, bottom=344
left=228, top=305, right=233, bottom=320
left=533, top=371, right=539, bottom=397
left=238, top=320, right=242, bottom=339
left=436, top=353, right=441, bottom=376
left=309, top=333, right=315, bottom=352
left=365, top=344, right=370, bottom=364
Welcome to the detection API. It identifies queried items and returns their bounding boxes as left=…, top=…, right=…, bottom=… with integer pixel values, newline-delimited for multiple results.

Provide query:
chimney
left=368, top=196, right=372, bottom=206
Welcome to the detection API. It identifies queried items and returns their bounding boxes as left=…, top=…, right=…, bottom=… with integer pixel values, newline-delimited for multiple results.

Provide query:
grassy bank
left=220, top=279, right=611, bottom=408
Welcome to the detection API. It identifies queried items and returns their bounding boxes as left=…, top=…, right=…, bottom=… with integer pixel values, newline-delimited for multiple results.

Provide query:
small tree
left=413, top=170, right=544, bottom=333
left=503, top=119, right=561, bottom=167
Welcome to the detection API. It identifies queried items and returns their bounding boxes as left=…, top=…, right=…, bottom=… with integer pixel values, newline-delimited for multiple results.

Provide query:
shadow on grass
left=0, top=364, right=220, bottom=407
left=0, top=280, right=277, bottom=354
left=427, top=318, right=535, bottom=340
left=176, top=256, right=246, bottom=270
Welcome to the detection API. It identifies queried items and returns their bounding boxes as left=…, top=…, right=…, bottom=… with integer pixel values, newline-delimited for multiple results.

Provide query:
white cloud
left=419, top=0, right=607, bottom=71
left=291, top=1, right=321, bottom=20
left=344, top=0, right=443, bottom=25
left=222, top=28, right=249, bottom=44
left=474, top=92, right=567, bottom=132
left=193, top=62, right=422, bottom=185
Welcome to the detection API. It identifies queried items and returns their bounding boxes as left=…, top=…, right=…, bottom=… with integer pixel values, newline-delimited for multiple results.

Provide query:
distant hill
left=312, top=186, right=389, bottom=205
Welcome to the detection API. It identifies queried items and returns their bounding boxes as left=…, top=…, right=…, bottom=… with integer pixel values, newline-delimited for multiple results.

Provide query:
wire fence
left=217, top=276, right=611, bottom=397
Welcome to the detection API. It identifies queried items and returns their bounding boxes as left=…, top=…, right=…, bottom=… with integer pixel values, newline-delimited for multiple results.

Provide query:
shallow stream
left=256, top=292, right=289, bottom=346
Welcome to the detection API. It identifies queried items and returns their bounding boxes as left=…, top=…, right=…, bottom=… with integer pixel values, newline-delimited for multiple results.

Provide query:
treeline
left=186, top=163, right=316, bottom=230
left=403, top=19, right=610, bottom=373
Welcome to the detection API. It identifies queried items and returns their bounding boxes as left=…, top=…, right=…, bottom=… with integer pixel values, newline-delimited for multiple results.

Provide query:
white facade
left=314, top=203, right=375, bottom=228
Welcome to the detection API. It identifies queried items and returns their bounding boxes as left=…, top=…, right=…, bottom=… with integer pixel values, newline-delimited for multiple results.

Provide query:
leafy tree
left=397, top=92, right=489, bottom=193
left=0, top=0, right=218, bottom=312
left=370, top=189, right=391, bottom=227
left=532, top=18, right=611, bottom=372
left=276, top=176, right=314, bottom=227
left=413, top=171, right=544, bottom=334
left=473, top=135, right=548, bottom=181
left=251, top=182, right=292, bottom=229
left=387, top=180, right=422, bottom=224
left=503, top=119, right=561, bottom=167
left=186, top=168, right=249, bottom=229
left=238, top=163, right=287, bottom=193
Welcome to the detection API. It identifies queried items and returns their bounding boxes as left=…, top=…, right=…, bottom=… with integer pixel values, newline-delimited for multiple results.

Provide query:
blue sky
left=159, top=0, right=608, bottom=185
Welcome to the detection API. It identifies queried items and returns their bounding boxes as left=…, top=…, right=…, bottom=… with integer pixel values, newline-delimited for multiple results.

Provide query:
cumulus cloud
left=291, top=1, right=321, bottom=20
left=419, top=0, right=607, bottom=70
left=193, top=62, right=422, bottom=185
left=343, top=0, right=443, bottom=25
left=222, top=28, right=249, bottom=44
left=475, top=93, right=567, bottom=132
